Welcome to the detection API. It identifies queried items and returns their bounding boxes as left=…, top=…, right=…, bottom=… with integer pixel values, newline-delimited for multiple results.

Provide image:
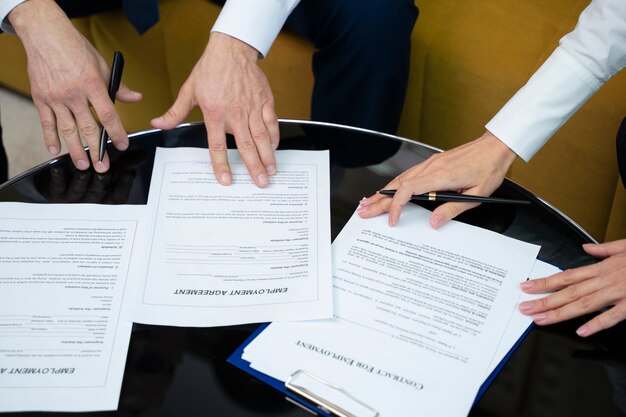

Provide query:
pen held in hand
left=378, top=189, right=531, bottom=205
left=98, top=51, right=124, bottom=163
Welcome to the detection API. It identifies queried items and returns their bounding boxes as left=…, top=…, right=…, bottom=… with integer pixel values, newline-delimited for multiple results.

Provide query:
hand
left=519, top=239, right=626, bottom=337
left=9, top=0, right=142, bottom=173
left=358, top=131, right=517, bottom=227
left=151, top=32, right=279, bottom=188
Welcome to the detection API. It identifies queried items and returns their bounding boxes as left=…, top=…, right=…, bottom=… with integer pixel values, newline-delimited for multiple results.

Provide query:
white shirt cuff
left=0, top=0, right=27, bottom=33
left=486, top=48, right=601, bottom=161
left=211, top=0, right=300, bottom=58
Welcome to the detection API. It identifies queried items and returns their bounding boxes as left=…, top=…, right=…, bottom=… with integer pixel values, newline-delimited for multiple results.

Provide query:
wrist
left=208, top=31, right=260, bottom=62
left=9, top=0, right=63, bottom=36
left=481, top=130, right=518, bottom=170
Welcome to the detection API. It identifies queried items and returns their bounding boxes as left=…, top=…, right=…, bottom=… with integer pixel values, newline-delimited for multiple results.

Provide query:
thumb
left=151, top=85, right=194, bottom=130
left=430, top=201, right=480, bottom=229
left=116, top=83, right=142, bottom=103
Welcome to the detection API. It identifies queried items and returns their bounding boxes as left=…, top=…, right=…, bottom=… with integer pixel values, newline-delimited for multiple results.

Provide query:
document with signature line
left=131, top=148, right=332, bottom=327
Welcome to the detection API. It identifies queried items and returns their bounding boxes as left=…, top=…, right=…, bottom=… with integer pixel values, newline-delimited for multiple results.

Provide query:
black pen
left=98, top=51, right=124, bottom=163
left=378, top=189, right=531, bottom=205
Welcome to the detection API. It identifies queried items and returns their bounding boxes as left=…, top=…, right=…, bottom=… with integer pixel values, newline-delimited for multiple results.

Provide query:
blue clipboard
left=227, top=322, right=534, bottom=416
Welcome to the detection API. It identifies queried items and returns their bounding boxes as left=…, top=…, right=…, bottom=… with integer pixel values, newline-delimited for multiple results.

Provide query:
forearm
left=486, top=0, right=626, bottom=161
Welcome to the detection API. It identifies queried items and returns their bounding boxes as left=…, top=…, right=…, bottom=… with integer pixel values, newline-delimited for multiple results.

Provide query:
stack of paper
left=237, top=205, right=552, bottom=417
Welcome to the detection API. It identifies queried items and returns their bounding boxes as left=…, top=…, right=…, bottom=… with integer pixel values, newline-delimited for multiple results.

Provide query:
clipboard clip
left=285, top=370, right=380, bottom=417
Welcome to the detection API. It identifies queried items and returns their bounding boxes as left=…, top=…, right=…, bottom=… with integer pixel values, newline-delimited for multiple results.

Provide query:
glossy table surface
left=1, top=121, right=625, bottom=417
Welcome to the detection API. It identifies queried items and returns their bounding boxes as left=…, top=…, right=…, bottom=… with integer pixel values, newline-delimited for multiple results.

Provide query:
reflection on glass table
left=1, top=120, right=625, bottom=417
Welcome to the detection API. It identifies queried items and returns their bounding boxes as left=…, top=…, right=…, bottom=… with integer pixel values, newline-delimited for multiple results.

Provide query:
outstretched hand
left=10, top=0, right=142, bottom=173
left=151, top=32, right=279, bottom=188
left=519, top=239, right=626, bottom=337
left=358, top=131, right=517, bottom=227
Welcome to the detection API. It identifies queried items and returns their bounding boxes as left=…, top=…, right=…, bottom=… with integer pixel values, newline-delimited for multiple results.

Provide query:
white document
left=485, top=260, right=560, bottom=379
left=132, top=148, right=332, bottom=327
left=0, top=202, right=142, bottom=412
left=243, top=205, right=541, bottom=417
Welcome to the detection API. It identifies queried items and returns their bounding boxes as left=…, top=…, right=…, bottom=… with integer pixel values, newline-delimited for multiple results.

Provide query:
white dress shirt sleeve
left=486, top=0, right=626, bottom=161
left=0, top=0, right=27, bottom=32
left=211, top=0, right=300, bottom=58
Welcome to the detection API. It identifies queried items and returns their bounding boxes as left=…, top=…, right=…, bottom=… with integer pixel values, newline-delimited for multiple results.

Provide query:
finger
left=116, top=82, right=143, bottom=103
left=53, top=105, right=90, bottom=171
left=519, top=273, right=609, bottom=315
left=358, top=193, right=393, bottom=219
left=88, top=89, right=128, bottom=153
left=262, top=101, right=280, bottom=152
left=430, top=201, right=480, bottom=229
left=35, top=102, right=62, bottom=156
left=229, top=113, right=268, bottom=188
left=521, top=266, right=596, bottom=294
left=249, top=108, right=276, bottom=176
left=205, top=117, right=232, bottom=186
left=70, top=100, right=109, bottom=173
left=530, top=286, right=625, bottom=329
left=387, top=184, right=416, bottom=226
left=583, top=240, right=626, bottom=258
left=151, top=84, right=195, bottom=130
left=576, top=304, right=626, bottom=337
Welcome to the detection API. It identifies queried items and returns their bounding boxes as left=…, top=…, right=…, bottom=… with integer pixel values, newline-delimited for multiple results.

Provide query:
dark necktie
left=122, top=0, right=160, bottom=35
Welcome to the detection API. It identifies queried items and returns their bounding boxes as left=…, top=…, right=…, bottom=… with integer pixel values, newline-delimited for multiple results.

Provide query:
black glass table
left=1, top=120, right=625, bottom=417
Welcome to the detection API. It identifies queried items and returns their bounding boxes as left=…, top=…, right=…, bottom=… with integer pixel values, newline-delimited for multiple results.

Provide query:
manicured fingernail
left=76, top=159, right=89, bottom=170
left=532, top=313, right=547, bottom=323
left=220, top=172, right=231, bottom=184
left=519, top=301, right=533, bottom=312
left=95, top=160, right=106, bottom=170
left=520, top=281, right=534, bottom=290
left=48, top=145, right=59, bottom=155
left=431, top=214, right=444, bottom=229
left=576, top=325, right=589, bottom=337
left=267, top=165, right=276, bottom=176
left=257, top=173, right=268, bottom=187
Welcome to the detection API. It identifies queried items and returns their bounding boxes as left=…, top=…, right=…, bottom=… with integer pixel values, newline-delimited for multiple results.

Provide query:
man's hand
left=357, top=131, right=518, bottom=227
left=9, top=0, right=142, bottom=173
left=151, top=32, right=279, bottom=188
left=519, top=239, right=626, bottom=337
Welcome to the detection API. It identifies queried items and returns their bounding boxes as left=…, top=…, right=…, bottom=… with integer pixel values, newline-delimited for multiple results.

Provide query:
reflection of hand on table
left=9, top=0, right=142, bottom=174
left=151, top=32, right=279, bottom=188
left=519, top=239, right=626, bottom=337
left=358, top=131, right=517, bottom=227
left=37, top=150, right=147, bottom=204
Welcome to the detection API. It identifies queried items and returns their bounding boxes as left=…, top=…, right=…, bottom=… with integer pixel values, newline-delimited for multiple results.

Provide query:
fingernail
left=220, top=172, right=231, bottom=184
left=76, top=159, right=89, bottom=170
left=48, top=145, right=59, bottom=155
left=116, top=141, right=129, bottom=151
left=520, top=281, right=534, bottom=290
left=357, top=205, right=367, bottom=212
left=576, top=325, right=589, bottom=337
left=94, top=160, right=108, bottom=173
left=532, top=313, right=547, bottom=323
left=257, top=173, right=268, bottom=187
left=431, top=214, right=444, bottom=229
left=518, top=301, right=533, bottom=312
left=272, top=142, right=278, bottom=150
left=267, top=165, right=276, bottom=176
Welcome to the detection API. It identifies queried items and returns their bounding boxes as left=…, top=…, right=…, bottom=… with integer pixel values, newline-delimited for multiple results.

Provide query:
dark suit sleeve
left=54, top=0, right=122, bottom=18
